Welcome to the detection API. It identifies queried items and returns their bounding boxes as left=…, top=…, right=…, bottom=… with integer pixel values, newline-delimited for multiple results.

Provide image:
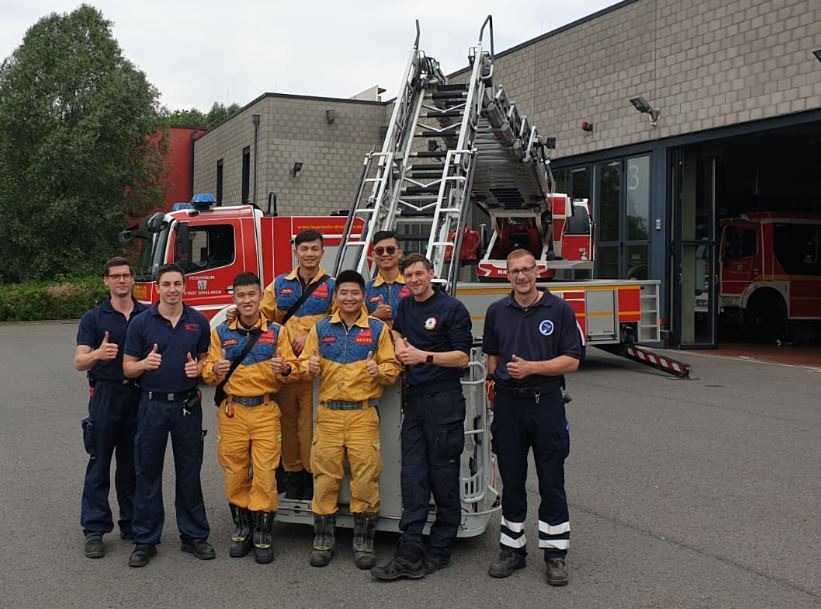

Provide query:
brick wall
left=193, top=94, right=389, bottom=215
left=454, top=0, right=821, bottom=159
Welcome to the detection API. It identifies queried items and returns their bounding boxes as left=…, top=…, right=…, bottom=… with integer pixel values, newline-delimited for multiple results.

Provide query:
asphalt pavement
left=1, top=320, right=819, bottom=609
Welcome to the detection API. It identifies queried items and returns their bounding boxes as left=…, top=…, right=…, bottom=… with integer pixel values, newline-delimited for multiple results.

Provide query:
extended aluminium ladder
left=333, top=16, right=554, bottom=294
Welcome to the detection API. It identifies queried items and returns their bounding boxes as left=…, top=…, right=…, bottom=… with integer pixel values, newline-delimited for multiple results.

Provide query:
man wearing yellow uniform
left=202, top=273, right=297, bottom=564
left=260, top=229, right=335, bottom=501
left=365, top=230, right=410, bottom=328
left=298, top=270, right=400, bottom=570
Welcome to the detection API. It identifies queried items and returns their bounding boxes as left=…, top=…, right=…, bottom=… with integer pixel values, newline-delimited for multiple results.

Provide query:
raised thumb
left=511, top=353, right=521, bottom=361
left=102, top=331, right=110, bottom=343
left=221, top=349, right=227, bottom=359
left=186, top=352, right=194, bottom=363
left=367, top=351, right=374, bottom=360
left=150, top=343, right=159, bottom=354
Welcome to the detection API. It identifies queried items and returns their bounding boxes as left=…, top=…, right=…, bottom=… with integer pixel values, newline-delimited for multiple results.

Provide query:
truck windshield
left=134, top=227, right=169, bottom=282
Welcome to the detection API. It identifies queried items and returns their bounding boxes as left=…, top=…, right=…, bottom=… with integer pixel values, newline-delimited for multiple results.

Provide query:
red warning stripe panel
left=626, top=346, right=691, bottom=378
left=617, top=286, right=642, bottom=322
left=561, top=291, right=586, bottom=301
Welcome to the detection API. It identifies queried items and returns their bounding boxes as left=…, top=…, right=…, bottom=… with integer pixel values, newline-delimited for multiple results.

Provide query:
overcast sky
left=1, top=1, right=618, bottom=111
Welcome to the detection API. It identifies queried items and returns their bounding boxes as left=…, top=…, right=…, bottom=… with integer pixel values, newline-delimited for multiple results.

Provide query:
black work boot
left=252, top=511, right=275, bottom=564
left=229, top=504, right=253, bottom=558
left=370, top=541, right=425, bottom=581
left=181, top=538, right=216, bottom=560
left=488, top=547, right=527, bottom=578
left=545, top=557, right=569, bottom=586
left=83, top=533, right=105, bottom=559
left=128, top=544, right=156, bottom=568
left=352, top=512, right=378, bottom=570
left=301, top=470, right=314, bottom=501
left=284, top=470, right=304, bottom=500
left=309, top=514, right=336, bottom=567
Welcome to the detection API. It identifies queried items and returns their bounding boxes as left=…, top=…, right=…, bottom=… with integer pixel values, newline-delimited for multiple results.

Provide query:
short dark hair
left=399, top=253, right=433, bottom=273
left=372, top=230, right=399, bottom=247
left=156, top=263, right=185, bottom=282
left=233, top=272, right=261, bottom=289
left=104, top=256, right=133, bottom=277
left=335, top=270, right=365, bottom=292
left=294, top=229, right=324, bottom=247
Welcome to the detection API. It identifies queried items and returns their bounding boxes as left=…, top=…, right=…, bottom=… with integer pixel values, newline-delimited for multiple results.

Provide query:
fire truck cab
left=719, top=212, right=821, bottom=339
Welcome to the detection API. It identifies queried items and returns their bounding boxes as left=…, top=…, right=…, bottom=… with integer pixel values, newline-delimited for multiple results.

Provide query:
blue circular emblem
left=539, top=319, right=554, bottom=336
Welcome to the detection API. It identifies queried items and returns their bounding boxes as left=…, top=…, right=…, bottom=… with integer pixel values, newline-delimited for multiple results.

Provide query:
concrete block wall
left=453, top=0, right=821, bottom=159
left=193, top=95, right=389, bottom=215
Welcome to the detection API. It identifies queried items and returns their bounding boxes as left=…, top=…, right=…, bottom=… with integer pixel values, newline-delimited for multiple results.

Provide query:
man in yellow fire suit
left=260, top=229, right=335, bottom=501
left=297, top=269, right=400, bottom=570
left=202, top=272, right=297, bottom=564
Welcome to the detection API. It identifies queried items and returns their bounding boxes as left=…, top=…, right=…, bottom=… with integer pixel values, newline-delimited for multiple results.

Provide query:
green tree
left=162, top=102, right=242, bottom=129
left=0, top=5, right=166, bottom=282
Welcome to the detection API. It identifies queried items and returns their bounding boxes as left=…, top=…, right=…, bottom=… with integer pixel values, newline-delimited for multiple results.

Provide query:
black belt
left=146, top=390, right=197, bottom=403
left=321, top=399, right=379, bottom=411
left=228, top=394, right=276, bottom=407
left=90, top=379, right=137, bottom=387
left=494, top=381, right=561, bottom=400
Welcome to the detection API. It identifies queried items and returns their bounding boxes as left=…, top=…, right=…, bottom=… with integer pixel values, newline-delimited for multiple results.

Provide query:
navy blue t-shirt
left=393, top=289, right=472, bottom=392
left=76, top=298, right=149, bottom=382
left=124, top=303, right=210, bottom=393
left=482, top=290, right=581, bottom=387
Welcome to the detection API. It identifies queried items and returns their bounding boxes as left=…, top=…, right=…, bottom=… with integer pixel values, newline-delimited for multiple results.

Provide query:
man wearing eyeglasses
left=482, top=249, right=581, bottom=587
left=74, top=257, right=149, bottom=559
left=365, top=231, right=409, bottom=327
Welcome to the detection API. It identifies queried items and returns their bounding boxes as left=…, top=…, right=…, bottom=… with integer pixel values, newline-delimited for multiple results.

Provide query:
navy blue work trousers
left=132, top=393, right=209, bottom=545
left=80, top=380, right=139, bottom=536
left=492, top=388, right=570, bottom=559
left=399, top=388, right=466, bottom=558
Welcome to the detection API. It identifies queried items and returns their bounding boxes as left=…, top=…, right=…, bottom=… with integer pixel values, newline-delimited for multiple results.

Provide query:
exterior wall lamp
left=630, top=96, right=660, bottom=127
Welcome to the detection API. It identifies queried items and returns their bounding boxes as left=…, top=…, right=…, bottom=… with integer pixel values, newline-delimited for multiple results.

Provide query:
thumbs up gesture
left=96, top=330, right=118, bottom=361
left=214, top=348, right=231, bottom=376
left=373, top=296, right=393, bottom=321
left=184, top=352, right=201, bottom=379
left=396, top=337, right=425, bottom=366
left=507, top=353, right=530, bottom=380
left=365, top=350, right=380, bottom=378
left=143, top=343, right=162, bottom=371
left=307, top=350, right=321, bottom=376
left=270, top=346, right=288, bottom=374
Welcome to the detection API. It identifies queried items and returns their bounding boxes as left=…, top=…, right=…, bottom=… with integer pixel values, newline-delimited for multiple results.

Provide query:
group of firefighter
left=75, top=228, right=581, bottom=586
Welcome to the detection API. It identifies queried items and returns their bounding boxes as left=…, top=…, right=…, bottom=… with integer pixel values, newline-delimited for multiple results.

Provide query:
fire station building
left=191, top=0, right=821, bottom=348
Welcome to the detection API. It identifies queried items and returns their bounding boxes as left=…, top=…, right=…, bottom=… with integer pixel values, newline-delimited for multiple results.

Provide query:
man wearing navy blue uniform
left=123, top=263, right=214, bottom=567
left=74, top=257, right=148, bottom=559
left=482, top=249, right=581, bottom=586
left=371, top=254, right=472, bottom=581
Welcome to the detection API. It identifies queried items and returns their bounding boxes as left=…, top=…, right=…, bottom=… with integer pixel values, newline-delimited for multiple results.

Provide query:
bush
left=0, top=277, right=109, bottom=321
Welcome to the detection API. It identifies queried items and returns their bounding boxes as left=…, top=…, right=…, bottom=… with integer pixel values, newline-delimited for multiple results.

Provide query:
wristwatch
left=425, top=354, right=434, bottom=365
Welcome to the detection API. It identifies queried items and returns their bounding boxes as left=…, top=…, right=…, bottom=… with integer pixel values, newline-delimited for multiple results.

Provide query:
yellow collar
left=329, top=310, right=370, bottom=328
left=228, top=316, right=269, bottom=332
left=285, top=265, right=328, bottom=283
left=373, top=272, right=405, bottom=287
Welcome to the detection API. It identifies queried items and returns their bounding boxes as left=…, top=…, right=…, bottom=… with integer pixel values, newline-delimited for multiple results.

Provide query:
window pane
left=190, top=225, right=235, bottom=271
left=724, top=228, right=757, bottom=260
left=596, top=246, right=619, bottom=278
left=625, top=245, right=649, bottom=279
left=571, top=167, right=590, bottom=200
left=597, top=161, right=621, bottom=242
left=626, top=156, right=650, bottom=240
left=553, top=169, right=568, bottom=195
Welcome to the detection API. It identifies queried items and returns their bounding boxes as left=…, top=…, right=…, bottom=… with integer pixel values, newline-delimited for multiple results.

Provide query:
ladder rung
left=423, top=111, right=464, bottom=119
left=415, top=131, right=458, bottom=138
left=436, top=84, right=469, bottom=92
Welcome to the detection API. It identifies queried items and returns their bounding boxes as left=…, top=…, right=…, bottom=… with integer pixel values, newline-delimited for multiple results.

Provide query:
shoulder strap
left=281, top=274, right=329, bottom=326
left=213, top=327, right=262, bottom=406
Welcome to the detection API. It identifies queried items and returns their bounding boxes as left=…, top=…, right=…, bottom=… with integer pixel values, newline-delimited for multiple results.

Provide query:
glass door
left=671, top=149, right=718, bottom=348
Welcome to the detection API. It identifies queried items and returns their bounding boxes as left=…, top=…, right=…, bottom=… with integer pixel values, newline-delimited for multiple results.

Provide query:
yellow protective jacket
left=260, top=266, right=335, bottom=340
left=299, top=311, right=400, bottom=403
left=202, top=317, right=297, bottom=396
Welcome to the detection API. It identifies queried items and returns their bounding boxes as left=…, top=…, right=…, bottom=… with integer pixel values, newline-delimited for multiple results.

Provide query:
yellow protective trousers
left=310, top=405, right=383, bottom=516
left=277, top=380, right=314, bottom=473
left=216, top=399, right=281, bottom=512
